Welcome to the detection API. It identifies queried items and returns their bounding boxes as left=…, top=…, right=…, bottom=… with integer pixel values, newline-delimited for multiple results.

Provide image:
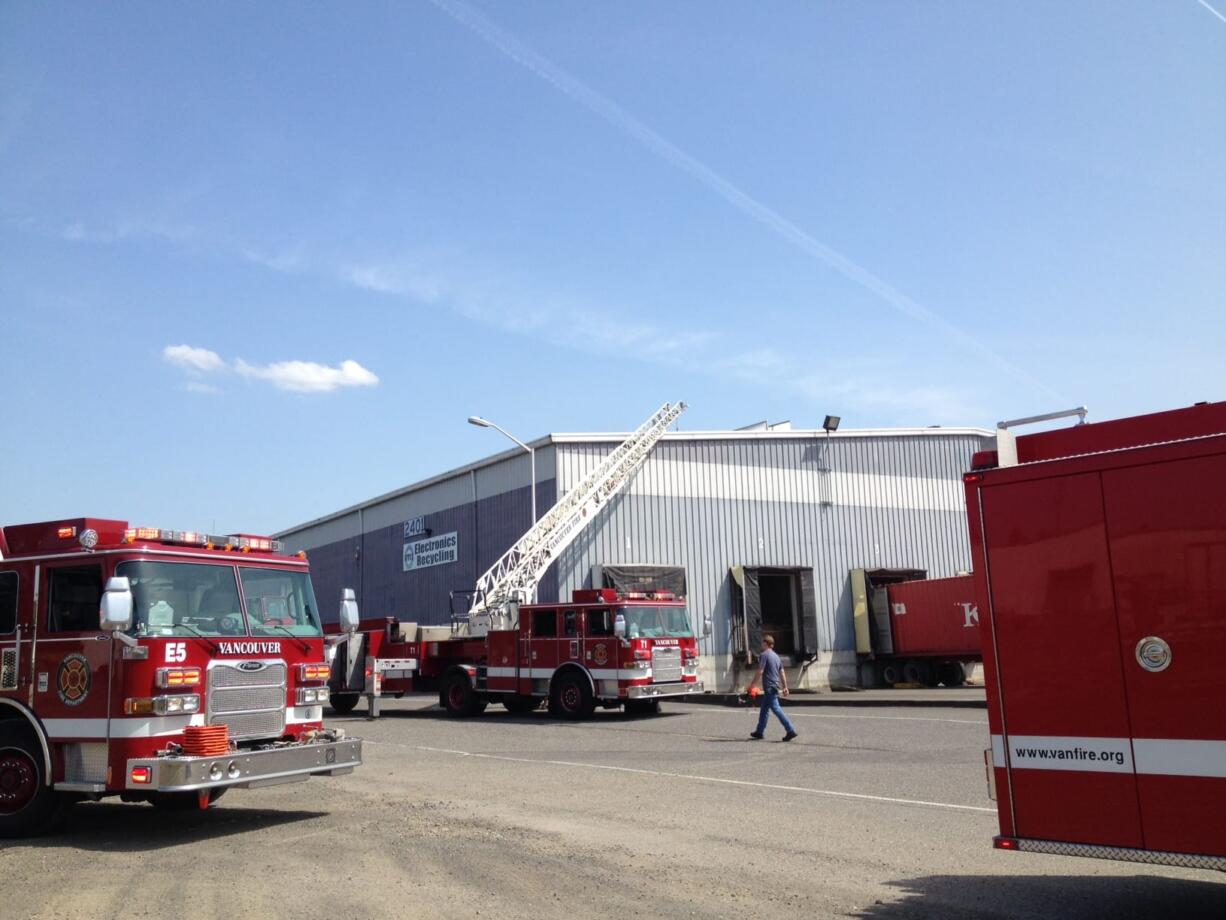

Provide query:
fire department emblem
left=57, top=654, right=91, bottom=707
left=592, top=643, right=609, bottom=666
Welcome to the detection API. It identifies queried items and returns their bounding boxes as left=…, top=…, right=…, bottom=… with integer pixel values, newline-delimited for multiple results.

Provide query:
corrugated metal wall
left=553, top=434, right=989, bottom=663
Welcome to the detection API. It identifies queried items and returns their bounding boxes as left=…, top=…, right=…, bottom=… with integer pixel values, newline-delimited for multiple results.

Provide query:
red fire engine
left=0, top=518, right=362, bottom=837
left=965, top=402, right=1226, bottom=870
left=328, top=401, right=706, bottom=718
left=331, top=588, right=702, bottom=718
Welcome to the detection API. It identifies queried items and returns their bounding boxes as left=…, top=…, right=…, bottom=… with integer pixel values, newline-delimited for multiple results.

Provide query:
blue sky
left=1, top=1, right=1223, bottom=535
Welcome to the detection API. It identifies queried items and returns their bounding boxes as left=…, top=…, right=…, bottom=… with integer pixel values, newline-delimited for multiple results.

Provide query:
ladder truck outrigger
left=328, top=402, right=706, bottom=719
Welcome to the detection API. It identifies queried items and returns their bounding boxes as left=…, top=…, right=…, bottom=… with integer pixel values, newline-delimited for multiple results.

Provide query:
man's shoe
left=749, top=732, right=764, bottom=740
left=782, top=731, right=798, bottom=742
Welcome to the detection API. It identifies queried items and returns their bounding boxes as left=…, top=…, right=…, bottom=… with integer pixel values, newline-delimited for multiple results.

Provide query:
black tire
left=0, top=724, right=61, bottom=838
left=902, top=659, right=934, bottom=686
left=329, top=692, right=360, bottom=715
left=149, top=788, right=227, bottom=811
left=549, top=672, right=594, bottom=721
left=441, top=671, right=485, bottom=717
left=879, top=661, right=902, bottom=686
left=624, top=700, right=661, bottom=716
left=938, top=662, right=967, bottom=688
left=502, top=696, right=542, bottom=714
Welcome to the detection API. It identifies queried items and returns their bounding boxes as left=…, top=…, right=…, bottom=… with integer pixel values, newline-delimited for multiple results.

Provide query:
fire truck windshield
left=618, top=605, right=694, bottom=639
left=120, top=561, right=248, bottom=637
left=117, top=561, right=324, bottom=638
left=239, top=568, right=323, bottom=637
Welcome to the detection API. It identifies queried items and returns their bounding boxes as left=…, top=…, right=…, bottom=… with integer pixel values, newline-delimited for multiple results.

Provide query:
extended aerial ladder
left=460, top=401, right=687, bottom=635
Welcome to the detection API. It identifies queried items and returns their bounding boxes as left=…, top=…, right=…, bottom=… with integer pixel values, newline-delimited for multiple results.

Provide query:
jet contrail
left=1198, top=0, right=1226, bottom=24
left=427, top=0, right=1062, bottom=401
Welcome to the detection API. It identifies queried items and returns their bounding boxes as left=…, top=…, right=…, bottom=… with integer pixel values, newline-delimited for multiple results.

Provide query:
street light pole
left=467, top=415, right=537, bottom=529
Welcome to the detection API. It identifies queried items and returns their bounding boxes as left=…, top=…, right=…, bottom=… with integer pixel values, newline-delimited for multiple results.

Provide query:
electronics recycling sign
left=403, top=531, right=459, bottom=572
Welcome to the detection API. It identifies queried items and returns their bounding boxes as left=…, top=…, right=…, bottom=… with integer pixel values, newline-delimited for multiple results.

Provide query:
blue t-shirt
left=759, top=648, right=783, bottom=691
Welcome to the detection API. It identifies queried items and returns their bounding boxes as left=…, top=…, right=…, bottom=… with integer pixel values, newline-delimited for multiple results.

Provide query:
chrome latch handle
left=1136, top=636, right=1172, bottom=672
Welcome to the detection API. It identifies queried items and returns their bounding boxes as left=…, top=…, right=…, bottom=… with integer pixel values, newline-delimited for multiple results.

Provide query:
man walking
left=747, top=635, right=798, bottom=741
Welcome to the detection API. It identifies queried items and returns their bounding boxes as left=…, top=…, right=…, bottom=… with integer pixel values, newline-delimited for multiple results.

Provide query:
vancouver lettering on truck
left=0, top=518, right=363, bottom=837
left=964, top=401, right=1226, bottom=871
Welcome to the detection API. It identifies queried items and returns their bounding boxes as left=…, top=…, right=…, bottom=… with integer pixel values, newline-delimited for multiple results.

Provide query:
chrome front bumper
left=626, top=680, right=704, bottom=699
left=125, top=738, right=362, bottom=792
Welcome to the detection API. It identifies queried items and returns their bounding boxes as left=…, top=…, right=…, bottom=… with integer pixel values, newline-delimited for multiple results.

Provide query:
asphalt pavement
left=2, top=695, right=1223, bottom=919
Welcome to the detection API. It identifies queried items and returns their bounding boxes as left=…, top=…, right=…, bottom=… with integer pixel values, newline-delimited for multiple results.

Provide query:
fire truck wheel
left=441, top=672, right=484, bottom=717
left=328, top=692, right=360, bottom=715
left=149, top=788, right=227, bottom=811
left=502, top=696, right=541, bottom=714
left=549, top=672, right=594, bottom=720
left=0, top=725, right=60, bottom=838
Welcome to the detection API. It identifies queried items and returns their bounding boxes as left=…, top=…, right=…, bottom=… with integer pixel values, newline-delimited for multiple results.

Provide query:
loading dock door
left=731, top=567, right=818, bottom=660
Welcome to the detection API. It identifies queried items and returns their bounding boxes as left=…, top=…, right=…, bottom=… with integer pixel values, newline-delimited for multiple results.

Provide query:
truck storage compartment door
left=1103, top=450, right=1226, bottom=857
left=981, top=472, right=1142, bottom=848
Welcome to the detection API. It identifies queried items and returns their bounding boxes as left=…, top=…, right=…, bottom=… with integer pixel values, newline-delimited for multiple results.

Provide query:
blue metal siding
left=308, top=480, right=555, bottom=626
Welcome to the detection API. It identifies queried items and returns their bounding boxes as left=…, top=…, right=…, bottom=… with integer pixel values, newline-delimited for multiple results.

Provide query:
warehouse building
left=277, top=420, right=994, bottom=692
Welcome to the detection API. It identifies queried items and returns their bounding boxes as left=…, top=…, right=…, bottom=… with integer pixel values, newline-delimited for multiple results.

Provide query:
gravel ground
left=2, top=697, right=1223, bottom=919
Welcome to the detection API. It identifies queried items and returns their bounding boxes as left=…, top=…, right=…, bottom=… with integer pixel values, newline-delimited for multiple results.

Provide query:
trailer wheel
left=328, top=692, right=360, bottom=715
left=549, top=672, right=594, bottom=720
left=938, top=662, right=967, bottom=688
left=441, top=672, right=485, bottom=717
left=902, top=659, right=935, bottom=686
left=879, top=661, right=902, bottom=686
left=502, top=696, right=542, bottom=714
left=0, top=724, right=60, bottom=838
left=149, top=788, right=227, bottom=811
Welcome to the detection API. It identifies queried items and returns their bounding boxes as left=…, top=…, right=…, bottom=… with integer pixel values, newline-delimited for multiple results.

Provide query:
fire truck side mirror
left=339, top=588, right=360, bottom=634
left=613, top=613, right=626, bottom=639
left=702, top=615, right=712, bottom=638
left=99, top=576, right=134, bottom=632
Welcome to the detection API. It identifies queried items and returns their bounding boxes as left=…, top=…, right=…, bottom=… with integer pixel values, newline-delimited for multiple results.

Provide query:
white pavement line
left=784, top=712, right=987, bottom=726
left=383, top=742, right=996, bottom=814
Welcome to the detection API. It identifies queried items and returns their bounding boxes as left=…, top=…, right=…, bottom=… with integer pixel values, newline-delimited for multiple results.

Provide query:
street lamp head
left=823, top=415, right=841, bottom=433
left=467, top=416, right=492, bottom=428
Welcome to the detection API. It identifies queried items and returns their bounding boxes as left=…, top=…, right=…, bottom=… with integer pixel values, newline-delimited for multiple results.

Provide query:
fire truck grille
left=0, top=648, right=16, bottom=691
left=651, top=647, right=683, bottom=683
left=208, top=662, right=287, bottom=740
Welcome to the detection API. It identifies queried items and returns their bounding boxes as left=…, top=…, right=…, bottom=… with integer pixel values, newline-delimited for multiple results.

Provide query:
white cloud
left=163, top=344, right=379, bottom=395
left=163, top=344, right=226, bottom=373
left=62, top=217, right=195, bottom=245
left=234, top=358, right=379, bottom=393
left=183, top=381, right=222, bottom=395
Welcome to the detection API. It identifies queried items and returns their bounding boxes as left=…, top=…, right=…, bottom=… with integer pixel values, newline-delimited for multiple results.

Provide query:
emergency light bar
left=122, top=527, right=283, bottom=554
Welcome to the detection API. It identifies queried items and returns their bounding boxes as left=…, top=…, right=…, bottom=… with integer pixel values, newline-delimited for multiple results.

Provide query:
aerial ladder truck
left=328, top=402, right=705, bottom=719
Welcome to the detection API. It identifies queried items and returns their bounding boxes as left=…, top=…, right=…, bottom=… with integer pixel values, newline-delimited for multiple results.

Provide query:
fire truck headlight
left=296, top=687, right=326, bottom=705
left=131, top=694, right=202, bottom=715
left=209, top=763, right=224, bottom=781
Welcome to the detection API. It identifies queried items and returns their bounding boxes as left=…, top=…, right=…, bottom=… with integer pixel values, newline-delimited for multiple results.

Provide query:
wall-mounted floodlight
left=823, top=415, right=841, bottom=432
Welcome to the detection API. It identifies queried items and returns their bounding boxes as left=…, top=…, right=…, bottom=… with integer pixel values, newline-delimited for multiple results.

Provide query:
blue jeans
left=756, top=688, right=796, bottom=735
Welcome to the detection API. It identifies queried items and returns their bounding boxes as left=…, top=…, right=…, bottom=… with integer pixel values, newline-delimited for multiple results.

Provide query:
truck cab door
left=35, top=563, right=113, bottom=787
left=582, top=607, right=617, bottom=697
left=524, top=608, right=559, bottom=696
left=0, top=567, right=26, bottom=702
